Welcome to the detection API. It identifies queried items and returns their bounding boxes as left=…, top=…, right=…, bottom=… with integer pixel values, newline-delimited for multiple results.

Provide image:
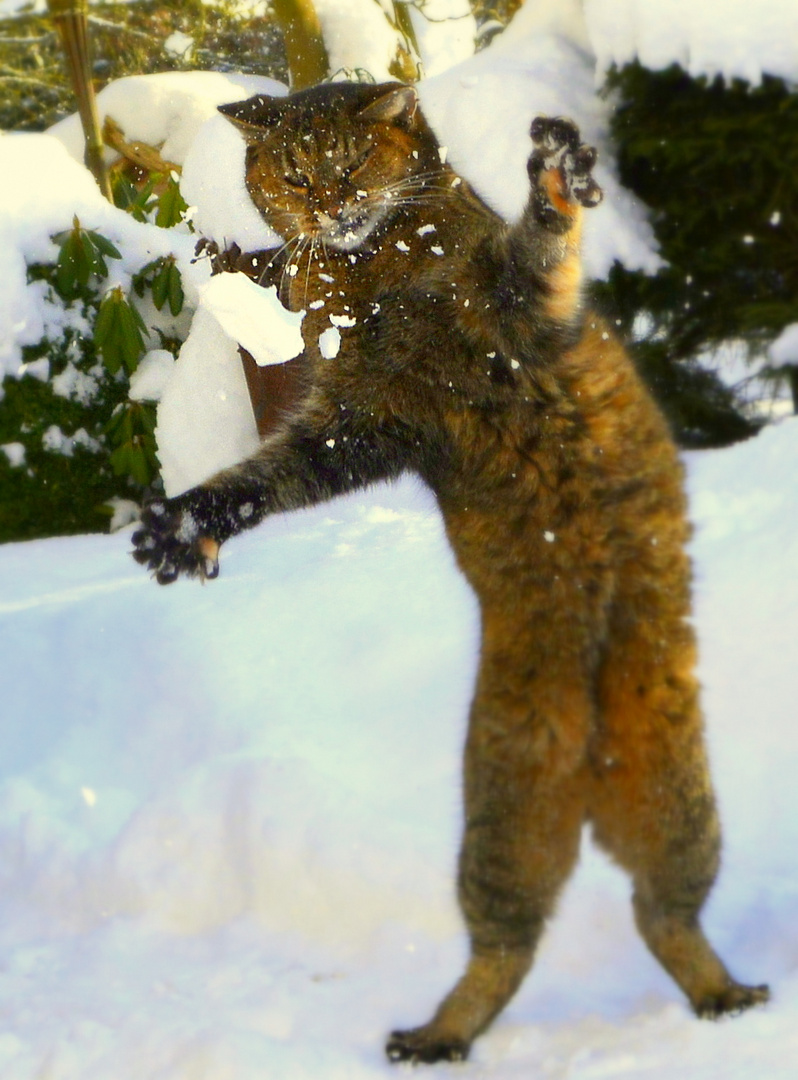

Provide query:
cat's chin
left=321, top=207, right=388, bottom=252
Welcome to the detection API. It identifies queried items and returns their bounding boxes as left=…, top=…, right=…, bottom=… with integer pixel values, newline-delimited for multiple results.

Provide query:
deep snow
left=0, top=419, right=797, bottom=1078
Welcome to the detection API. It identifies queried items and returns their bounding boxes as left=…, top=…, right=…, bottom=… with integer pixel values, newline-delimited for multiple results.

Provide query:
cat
left=132, top=82, right=768, bottom=1063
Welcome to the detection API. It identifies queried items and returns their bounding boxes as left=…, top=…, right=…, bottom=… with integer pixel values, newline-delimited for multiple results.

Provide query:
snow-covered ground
left=1, top=416, right=797, bottom=1079
left=2, top=0, right=798, bottom=1076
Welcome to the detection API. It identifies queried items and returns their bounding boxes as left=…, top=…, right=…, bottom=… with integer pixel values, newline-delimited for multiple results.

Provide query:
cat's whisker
left=263, top=231, right=306, bottom=285
left=277, top=233, right=308, bottom=297
left=303, top=235, right=317, bottom=310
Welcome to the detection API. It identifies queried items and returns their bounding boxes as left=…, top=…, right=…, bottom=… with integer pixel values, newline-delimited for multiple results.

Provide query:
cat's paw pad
left=694, top=981, right=770, bottom=1020
left=131, top=498, right=220, bottom=585
left=386, top=1028, right=469, bottom=1065
left=528, top=115, right=602, bottom=219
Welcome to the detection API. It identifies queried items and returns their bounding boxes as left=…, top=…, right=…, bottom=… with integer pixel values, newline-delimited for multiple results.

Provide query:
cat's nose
left=315, top=205, right=344, bottom=223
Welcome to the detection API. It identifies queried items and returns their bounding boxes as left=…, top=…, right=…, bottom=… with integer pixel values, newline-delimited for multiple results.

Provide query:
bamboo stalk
left=47, top=0, right=112, bottom=200
left=270, top=0, right=329, bottom=89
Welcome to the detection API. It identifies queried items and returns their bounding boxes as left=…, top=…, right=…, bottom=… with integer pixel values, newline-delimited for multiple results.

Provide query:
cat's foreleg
left=511, top=116, right=602, bottom=325
left=132, top=394, right=411, bottom=584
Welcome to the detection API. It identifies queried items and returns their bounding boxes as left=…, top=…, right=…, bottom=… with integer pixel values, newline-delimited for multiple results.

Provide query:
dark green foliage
left=0, top=323, right=128, bottom=544
left=93, top=286, right=148, bottom=375
left=134, top=254, right=185, bottom=317
left=0, top=215, right=184, bottom=542
left=53, top=216, right=123, bottom=299
left=599, top=62, right=798, bottom=446
left=106, top=399, right=159, bottom=487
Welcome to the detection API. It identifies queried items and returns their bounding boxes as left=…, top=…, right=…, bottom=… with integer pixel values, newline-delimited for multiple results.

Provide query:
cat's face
left=219, top=83, right=442, bottom=253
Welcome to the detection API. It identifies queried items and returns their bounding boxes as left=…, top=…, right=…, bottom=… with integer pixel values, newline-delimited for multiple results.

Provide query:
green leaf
left=150, top=259, right=170, bottom=310
left=166, top=260, right=185, bottom=316
left=113, top=174, right=157, bottom=222
left=94, top=287, right=147, bottom=376
left=52, top=217, right=122, bottom=300
left=154, top=174, right=189, bottom=229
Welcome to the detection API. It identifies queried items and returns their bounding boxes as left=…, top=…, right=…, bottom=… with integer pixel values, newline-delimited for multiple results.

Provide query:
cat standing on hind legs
left=131, top=83, right=769, bottom=1063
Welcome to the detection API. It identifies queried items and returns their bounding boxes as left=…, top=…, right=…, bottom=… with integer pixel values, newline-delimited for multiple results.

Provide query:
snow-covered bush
left=0, top=176, right=192, bottom=543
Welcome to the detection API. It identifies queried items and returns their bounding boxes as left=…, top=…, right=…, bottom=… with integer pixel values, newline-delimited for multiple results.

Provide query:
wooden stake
left=271, top=0, right=329, bottom=89
left=47, top=0, right=112, bottom=201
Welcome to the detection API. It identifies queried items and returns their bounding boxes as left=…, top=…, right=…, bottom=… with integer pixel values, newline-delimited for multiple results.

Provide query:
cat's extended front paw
left=131, top=496, right=221, bottom=585
left=528, top=115, right=602, bottom=225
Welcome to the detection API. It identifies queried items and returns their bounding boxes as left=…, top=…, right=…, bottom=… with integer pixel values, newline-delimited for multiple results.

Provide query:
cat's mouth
left=315, top=205, right=389, bottom=252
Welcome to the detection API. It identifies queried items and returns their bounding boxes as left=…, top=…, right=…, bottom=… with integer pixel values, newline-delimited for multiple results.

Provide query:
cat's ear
left=358, top=85, right=419, bottom=128
left=218, top=95, right=283, bottom=141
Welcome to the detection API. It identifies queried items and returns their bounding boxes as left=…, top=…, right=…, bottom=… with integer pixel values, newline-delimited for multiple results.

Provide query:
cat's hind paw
left=694, top=981, right=770, bottom=1020
left=131, top=497, right=221, bottom=585
left=528, top=116, right=602, bottom=226
left=385, top=1028, right=470, bottom=1066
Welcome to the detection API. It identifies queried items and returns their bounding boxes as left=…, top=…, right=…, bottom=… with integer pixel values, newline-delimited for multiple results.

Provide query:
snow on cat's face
left=219, top=82, right=442, bottom=253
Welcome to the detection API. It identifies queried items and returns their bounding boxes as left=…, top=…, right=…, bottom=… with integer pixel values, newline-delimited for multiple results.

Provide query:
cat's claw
left=528, top=115, right=602, bottom=221
left=131, top=498, right=220, bottom=585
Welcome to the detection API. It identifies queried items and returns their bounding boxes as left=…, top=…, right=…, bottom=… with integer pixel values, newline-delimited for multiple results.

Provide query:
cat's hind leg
left=387, top=627, right=593, bottom=1064
left=588, top=573, right=769, bottom=1018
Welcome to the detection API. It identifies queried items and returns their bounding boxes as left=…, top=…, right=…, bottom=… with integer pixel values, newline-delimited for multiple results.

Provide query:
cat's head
left=218, top=82, right=443, bottom=252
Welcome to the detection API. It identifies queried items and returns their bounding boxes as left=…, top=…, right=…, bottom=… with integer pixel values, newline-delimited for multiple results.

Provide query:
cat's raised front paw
left=131, top=497, right=221, bottom=585
left=528, top=115, right=602, bottom=224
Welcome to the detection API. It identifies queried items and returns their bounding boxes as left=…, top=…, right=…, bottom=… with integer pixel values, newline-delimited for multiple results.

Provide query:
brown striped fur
left=132, top=84, right=768, bottom=1063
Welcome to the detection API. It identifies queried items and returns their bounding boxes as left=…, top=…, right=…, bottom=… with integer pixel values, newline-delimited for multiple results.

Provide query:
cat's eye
left=284, top=173, right=310, bottom=189
left=344, top=147, right=373, bottom=178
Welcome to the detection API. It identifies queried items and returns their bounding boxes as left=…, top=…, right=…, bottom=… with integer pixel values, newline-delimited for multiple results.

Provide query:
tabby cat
left=132, top=82, right=768, bottom=1063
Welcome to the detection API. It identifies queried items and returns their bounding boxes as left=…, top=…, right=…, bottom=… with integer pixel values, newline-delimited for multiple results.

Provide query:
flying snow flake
left=175, top=511, right=199, bottom=543
left=431, top=246, right=444, bottom=256
left=543, top=531, right=556, bottom=543
left=325, top=438, right=336, bottom=449
left=1, top=442, right=25, bottom=467
left=510, top=359, right=520, bottom=370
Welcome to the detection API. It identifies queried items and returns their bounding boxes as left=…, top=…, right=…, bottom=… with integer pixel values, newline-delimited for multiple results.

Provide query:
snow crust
left=584, top=0, right=798, bottom=84
left=1, top=419, right=797, bottom=1078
